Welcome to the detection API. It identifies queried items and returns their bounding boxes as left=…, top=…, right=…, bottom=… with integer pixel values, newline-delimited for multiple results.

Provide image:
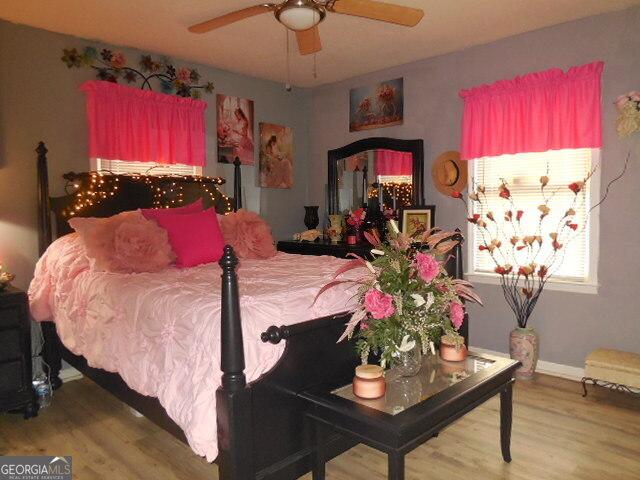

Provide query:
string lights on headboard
left=62, top=171, right=233, bottom=217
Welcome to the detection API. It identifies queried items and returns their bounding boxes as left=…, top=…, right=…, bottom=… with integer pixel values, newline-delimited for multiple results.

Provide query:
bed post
left=36, top=142, right=52, bottom=255
left=452, top=228, right=469, bottom=346
left=36, top=141, right=63, bottom=389
left=216, top=245, right=253, bottom=480
left=233, top=157, right=242, bottom=212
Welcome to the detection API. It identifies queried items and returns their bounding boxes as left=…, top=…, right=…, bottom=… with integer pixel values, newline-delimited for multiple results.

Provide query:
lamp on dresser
left=0, top=286, right=38, bottom=418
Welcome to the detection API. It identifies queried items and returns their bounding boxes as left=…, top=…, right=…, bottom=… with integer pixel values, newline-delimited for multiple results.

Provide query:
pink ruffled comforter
left=29, top=234, right=357, bottom=461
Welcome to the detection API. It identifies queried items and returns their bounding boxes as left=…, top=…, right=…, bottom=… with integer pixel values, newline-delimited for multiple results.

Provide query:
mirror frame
left=327, top=137, right=425, bottom=214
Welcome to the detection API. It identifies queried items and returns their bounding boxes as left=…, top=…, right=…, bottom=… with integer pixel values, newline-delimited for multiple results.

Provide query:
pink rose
left=615, top=94, right=630, bottom=112
left=364, top=289, right=395, bottom=320
left=450, top=302, right=465, bottom=330
left=177, top=67, right=192, bottom=84
left=415, top=253, right=440, bottom=283
left=110, top=52, right=126, bottom=69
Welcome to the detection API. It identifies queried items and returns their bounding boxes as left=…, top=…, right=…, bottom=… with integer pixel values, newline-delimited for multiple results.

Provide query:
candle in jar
left=353, top=364, right=386, bottom=399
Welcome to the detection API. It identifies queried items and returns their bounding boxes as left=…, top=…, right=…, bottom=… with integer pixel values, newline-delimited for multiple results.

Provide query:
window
left=93, top=158, right=202, bottom=176
left=467, top=148, right=600, bottom=293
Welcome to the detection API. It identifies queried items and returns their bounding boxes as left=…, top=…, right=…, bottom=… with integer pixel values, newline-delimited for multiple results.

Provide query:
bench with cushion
left=582, top=349, right=640, bottom=397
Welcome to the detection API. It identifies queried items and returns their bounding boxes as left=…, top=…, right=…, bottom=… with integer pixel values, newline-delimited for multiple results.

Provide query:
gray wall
left=308, top=7, right=640, bottom=367
left=0, top=20, right=311, bottom=290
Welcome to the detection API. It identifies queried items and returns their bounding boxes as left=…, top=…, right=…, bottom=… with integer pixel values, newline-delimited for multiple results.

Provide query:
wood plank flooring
left=1, top=374, right=638, bottom=479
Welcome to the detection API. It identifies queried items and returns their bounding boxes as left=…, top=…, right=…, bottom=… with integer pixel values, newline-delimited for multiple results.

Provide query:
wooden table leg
left=312, top=421, right=327, bottom=480
left=500, top=381, right=513, bottom=463
left=388, top=452, right=404, bottom=480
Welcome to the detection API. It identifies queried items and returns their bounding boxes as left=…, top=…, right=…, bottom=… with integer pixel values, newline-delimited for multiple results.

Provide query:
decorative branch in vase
left=316, top=227, right=482, bottom=376
left=450, top=93, right=634, bottom=379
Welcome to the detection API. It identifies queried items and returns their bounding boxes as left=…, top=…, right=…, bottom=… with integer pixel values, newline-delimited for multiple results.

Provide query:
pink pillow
left=69, top=211, right=175, bottom=273
left=141, top=198, right=203, bottom=221
left=219, top=209, right=276, bottom=259
left=152, top=208, right=224, bottom=268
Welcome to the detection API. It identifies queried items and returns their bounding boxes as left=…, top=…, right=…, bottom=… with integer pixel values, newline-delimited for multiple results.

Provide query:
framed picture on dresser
left=399, top=205, right=435, bottom=238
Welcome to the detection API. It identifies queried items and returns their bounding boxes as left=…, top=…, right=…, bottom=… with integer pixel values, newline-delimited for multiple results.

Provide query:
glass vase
left=395, top=344, right=422, bottom=377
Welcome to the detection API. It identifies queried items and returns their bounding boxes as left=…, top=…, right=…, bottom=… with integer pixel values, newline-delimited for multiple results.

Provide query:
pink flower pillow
left=219, top=209, right=276, bottom=259
left=141, top=198, right=203, bottom=222
left=69, top=210, right=175, bottom=273
left=152, top=208, right=225, bottom=268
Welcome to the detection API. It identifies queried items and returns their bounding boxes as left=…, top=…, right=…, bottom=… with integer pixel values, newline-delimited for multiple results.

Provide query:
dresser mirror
left=327, top=138, right=425, bottom=215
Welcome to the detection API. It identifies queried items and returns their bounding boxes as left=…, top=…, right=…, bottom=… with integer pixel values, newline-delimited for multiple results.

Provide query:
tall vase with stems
left=501, top=277, right=540, bottom=380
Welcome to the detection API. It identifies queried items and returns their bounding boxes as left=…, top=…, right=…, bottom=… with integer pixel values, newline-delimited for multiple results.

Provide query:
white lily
left=365, top=261, right=376, bottom=274
left=397, top=335, right=416, bottom=353
left=411, top=293, right=426, bottom=307
left=424, top=292, right=435, bottom=311
left=371, top=249, right=385, bottom=256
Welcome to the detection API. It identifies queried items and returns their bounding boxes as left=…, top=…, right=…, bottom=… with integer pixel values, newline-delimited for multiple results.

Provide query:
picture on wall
left=259, top=122, right=293, bottom=189
left=400, top=205, right=435, bottom=239
left=216, top=94, right=254, bottom=164
left=349, top=77, right=403, bottom=132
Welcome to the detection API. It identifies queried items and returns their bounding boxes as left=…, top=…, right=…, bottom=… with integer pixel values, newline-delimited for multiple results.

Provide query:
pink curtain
left=375, top=149, right=413, bottom=176
left=459, top=61, right=603, bottom=160
left=80, top=80, right=207, bottom=166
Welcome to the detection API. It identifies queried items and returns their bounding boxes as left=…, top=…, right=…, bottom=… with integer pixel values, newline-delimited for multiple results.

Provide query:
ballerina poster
left=259, top=122, right=293, bottom=189
left=216, top=94, right=255, bottom=164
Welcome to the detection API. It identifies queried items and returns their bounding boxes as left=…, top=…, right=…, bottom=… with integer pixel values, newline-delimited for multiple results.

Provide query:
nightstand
left=0, top=286, right=38, bottom=418
left=277, top=239, right=374, bottom=260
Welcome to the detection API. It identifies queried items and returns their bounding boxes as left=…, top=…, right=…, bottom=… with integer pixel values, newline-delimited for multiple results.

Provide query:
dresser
left=277, top=239, right=373, bottom=260
left=0, top=286, right=38, bottom=418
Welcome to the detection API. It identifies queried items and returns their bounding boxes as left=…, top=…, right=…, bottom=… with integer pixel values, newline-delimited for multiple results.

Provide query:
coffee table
left=300, top=352, right=520, bottom=480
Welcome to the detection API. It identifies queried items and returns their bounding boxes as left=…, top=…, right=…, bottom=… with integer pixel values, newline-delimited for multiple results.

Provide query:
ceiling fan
left=188, top=0, right=424, bottom=56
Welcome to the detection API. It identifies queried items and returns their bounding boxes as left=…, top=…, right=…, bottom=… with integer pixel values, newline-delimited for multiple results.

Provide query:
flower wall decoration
left=615, top=91, right=640, bottom=138
left=61, top=47, right=214, bottom=98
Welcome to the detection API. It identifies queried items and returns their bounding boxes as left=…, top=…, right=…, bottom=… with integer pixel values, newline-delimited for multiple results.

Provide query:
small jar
left=353, top=364, right=386, bottom=399
left=346, top=234, right=357, bottom=245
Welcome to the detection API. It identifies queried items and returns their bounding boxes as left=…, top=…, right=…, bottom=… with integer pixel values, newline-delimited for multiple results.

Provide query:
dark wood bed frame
left=35, top=140, right=468, bottom=480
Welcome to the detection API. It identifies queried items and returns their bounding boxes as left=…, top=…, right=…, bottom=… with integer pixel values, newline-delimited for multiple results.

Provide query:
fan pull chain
left=313, top=53, right=317, bottom=79
left=285, top=28, right=292, bottom=91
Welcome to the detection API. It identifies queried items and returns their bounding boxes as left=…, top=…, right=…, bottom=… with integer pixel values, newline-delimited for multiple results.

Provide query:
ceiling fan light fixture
left=275, top=0, right=325, bottom=31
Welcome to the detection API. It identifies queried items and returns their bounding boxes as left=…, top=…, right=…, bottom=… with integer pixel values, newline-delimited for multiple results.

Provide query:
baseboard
left=470, top=346, right=585, bottom=382
left=59, top=365, right=83, bottom=383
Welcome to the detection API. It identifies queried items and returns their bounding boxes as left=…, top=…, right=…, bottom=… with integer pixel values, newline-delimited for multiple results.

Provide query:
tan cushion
left=585, top=349, right=640, bottom=389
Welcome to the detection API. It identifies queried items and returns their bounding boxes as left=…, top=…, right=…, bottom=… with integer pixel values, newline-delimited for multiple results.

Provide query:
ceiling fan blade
left=329, top=0, right=424, bottom=27
left=188, top=4, right=275, bottom=33
left=296, top=26, right=322, bottom=55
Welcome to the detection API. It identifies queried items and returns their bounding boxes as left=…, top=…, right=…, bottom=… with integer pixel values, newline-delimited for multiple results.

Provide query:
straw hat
left=431, top=150, right=467, bottom=196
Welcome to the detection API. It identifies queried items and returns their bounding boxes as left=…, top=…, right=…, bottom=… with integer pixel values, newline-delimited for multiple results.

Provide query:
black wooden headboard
left=35, top=141, right=243, bottom=254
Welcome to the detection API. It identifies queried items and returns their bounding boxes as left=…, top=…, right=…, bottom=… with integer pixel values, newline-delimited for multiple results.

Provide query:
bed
left=32, top=141, right=468, bottom=479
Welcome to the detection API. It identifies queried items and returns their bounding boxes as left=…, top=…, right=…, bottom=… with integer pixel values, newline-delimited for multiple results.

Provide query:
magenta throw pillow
left=141, top=198, right=203, bottom=222
left=153, top=208, right=224, bottom=268
left=219, top=209, right=276, bottom=259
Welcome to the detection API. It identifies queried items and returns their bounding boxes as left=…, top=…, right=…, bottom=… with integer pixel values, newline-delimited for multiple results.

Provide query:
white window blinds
left=470, top=148, right=596, bottom=282
left=95, top=158, right=201, bottom=176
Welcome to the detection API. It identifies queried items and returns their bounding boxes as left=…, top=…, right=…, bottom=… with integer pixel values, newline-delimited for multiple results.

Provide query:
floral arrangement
left=61, top=47, right=214, bottom=98
left=317, top=227, right=482, bottom=368
left=615, top=91, right=640, bottom=138
left=346, top=207, right=366, bottom=230
left=0, top=263, right=15, bottom=291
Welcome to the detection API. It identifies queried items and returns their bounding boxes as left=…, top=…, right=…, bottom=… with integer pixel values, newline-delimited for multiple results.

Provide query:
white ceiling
left=1, top=0, right=638, bottom=87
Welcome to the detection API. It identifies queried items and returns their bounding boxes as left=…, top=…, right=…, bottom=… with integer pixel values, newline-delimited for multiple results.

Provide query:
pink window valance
left=375, top=149, right=413, bottom=176
left=459, top=61, right=604, bottom=160
left=80, top=80, right=207, bottom=166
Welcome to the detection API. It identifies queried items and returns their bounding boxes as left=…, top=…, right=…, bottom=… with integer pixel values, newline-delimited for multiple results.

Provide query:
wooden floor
left=1, top=374, right=639, bottom=479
